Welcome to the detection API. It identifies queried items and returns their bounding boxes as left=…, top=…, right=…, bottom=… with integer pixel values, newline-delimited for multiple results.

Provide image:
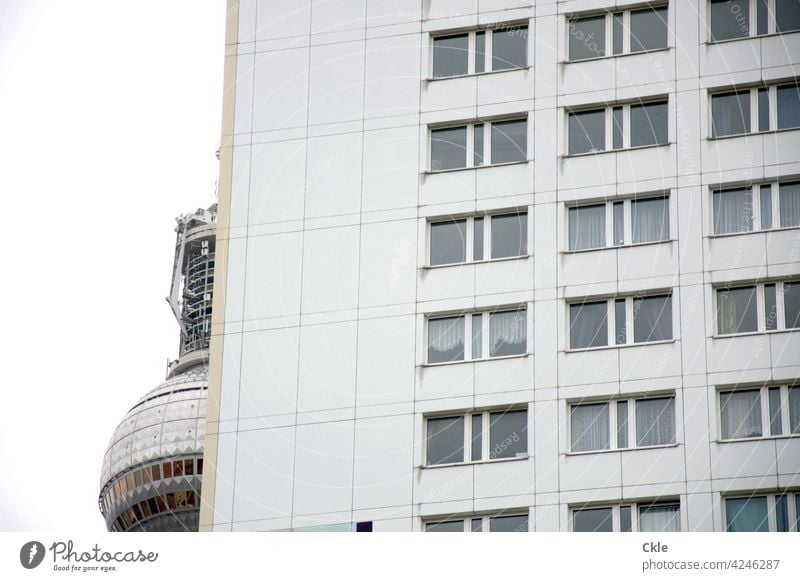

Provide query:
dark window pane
left=779, top=182, right=800, bottom=227
left=720, top=390, right=763, bottom=439
left=427, top=316, right=465, bottom=363
left=711, top=0, right=750, bottom=41
left=489, top=409, right=528, bottom=459
left=426, top=416, right=465, bottom=465
left=617, top=400, right=629, bottom=447
left=568, top=15, right=606, bottom=60
left=633, top=295, right=672, bottom=342
left=635, top=397, right=676, bottom=446
left=492, top=26, right=528, bottom=70
left=491, top=212, right=527, bottom=258
left=430, top=219, right=466, bottom=265
left=757, top=0, right=769, bottom=34
left=569, top=204, right=606, bottom=250
left=491, top=118, right=527, bottom=164
left=717, top=286, right=758, bottom=334
left=711, top=92, right=751, bottom=137
left=489, top=309, right=527, bottom=357
left=473, top=123, right=484, bottom=166
left=571, top=403, right=610, bottom=451
left=612, top=106, right=624, bottom=149
left=760, top=184, right=772, bottom=229
left=768, top=387, right=783, bottom=435
left=471, top=518, right=483, bottom=532
left=776, top=495, right=789, bottom=532
left=426, top=520, right=464, bottom=532
left=574, top=507, right=613, bottom=532
left=632, top=197, right=669, bottom=243
left=473, top=217, right=484, bottom=261
left=790, top=387, right=800, bottom=434
left=612, top=13, right=624, bottom=55
left=569, top=301, right=608, bottom=349
left=569, top=109, right=606, bottom=154
left=433, top=34, right=468, bottom=78
left=630, top=7, right=668, bottom=52
left=776, top=0, right=800, bottom=32
left=713, top=188, right=753, bottom=234
left=475, top=31, right=486, bottom=73
left=726, top=497, right=769, bottom=532
left=151, top=463, right=160, bottom=481
left=620, top=505, right=632, bottom=532
left=777, top=84, right=800, bottom=129
left=613, top=201, right=624, bottom=245
left=785, top=282, right=800, bottom=329
left=472, top=313, right=483, bottom=359
left=615, top=298, right=626, bottom=345
left=758, top=88, right=770, bottom=131
left=630, top=101, right=668, bottom=147
left=431, top=126, right=467, bottom=171
left=489, top=514, right=528, bottom=532
left=471, top=413, right=483, bottom=461
left=764, top=283, right=778, bottom=331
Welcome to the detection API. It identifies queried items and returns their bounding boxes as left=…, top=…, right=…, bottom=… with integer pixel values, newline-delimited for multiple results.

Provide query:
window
left=567, top=195, right=670, bottom=250
left=568, top=99, right=668, bottom=154
left=716, top=280, right=800, bottom=335
left=427, top=306, right=527, bottom=363
left=425, top=408, right=528, bottom=466
left=569, top=294, right=672, bottom=349
left=432, top=24, right=528, bottom=78
left=572, top=502, right=680, bottom=532
left=425, top=512, right=529, bottom=532
left=428, top=211, right=529, bottom=267
left=713, top=181, right=800, bottom=234
left=710, top=0, right=800, bottom=41
left=711, top=83, right=800, bottom=137
left=725, top=491, right=800, bottom=532
left=430, top=117, right=527, bottom=171
left=567, top=6, right=668, bottom=61
left=570, top=396, right=676, bottom=452
left=719, top=385, right=800, bottom=440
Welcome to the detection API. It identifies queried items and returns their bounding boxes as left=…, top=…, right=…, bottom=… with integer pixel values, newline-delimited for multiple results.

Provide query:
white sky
left=0, top=0, right=226, bottom=531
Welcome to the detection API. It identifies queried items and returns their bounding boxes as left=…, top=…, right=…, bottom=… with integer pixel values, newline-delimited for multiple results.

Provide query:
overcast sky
left=0, top=0, right=225, bottom=531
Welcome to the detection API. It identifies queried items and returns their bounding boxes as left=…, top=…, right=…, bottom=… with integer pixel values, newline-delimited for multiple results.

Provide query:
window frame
left=714, top=280, right=800, bottom=336
left=429, top=22, right=530, bottom=80
left=423, top=407, right=530, bottom=467
left=566, top=4, right=670, bottom=62
left=568, top=394, right=677, bottom=454
left=423, top=511, right=530, bottom=532
left=724, top=491, right=800, bottom=532
left=429, top=116, right=529, bottom=172
left=711, top=180, right=800, bottom=234
left=708, top=82, right=800, bottom=139
left=708, top=0, right=800, bottom=43
left=717, top=384, right=800, bottom=441
left=566, top=98, right=670, bottom=156
left=570, top=500, right=681, bottom=532
left=425, top=305, right=529, bottom=365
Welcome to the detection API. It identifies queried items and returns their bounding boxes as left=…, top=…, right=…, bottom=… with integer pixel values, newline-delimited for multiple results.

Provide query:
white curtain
left=632, top=197, right=669, bottom=243
left=779, top=182, right=800, bottom=227
left=570, top=403, right=609, bottom=452
left=713, top=188, right=752, bottom=234
left=569, top=205, right=605, bottom=250
left=789, top=387, right=800, bottom=434
left=428, top=317, right=464, bottom=363
left=636, top=397, right=675, bottom=446
left=633, top=295, right=672, bottom=342
left=720, top=390, right=762, bottom=439
left=490, top=310, right=526, bottom=356
left=639, top=505, right=680, bottom=532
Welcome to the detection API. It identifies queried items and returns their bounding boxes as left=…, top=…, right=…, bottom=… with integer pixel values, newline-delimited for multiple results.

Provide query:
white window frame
left=423, top=511, right=530, bottom=532
left=717, top=384, right=800, bottom=441
left=710, top=180, right=800, bottom=235
left=423, top=407, right=529, bottom=467
left=568, top=394, right=677, bottom=453
left=565, top=98, right=669, bottom=156
left=565, top=193, right=671, bottom=251
left=714, top=279, right=799, bottom=336
left=724, top=491, right=800, bottom=532
left=570, top=500, right=681, bottom=532
left=708, top=0, right=800, bottom=43
left=429, top=116, right=529, bottom=172
left=429, top=22, right=529, bottom=79
left=427, top=209, right=530, bottom=267
left=426, top=305, right=529, bottom=365
left=709, top=81, right=800, bottom=138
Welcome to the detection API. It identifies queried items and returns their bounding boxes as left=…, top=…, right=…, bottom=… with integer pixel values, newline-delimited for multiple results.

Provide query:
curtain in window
left=717, top=287, right=757, bottom=334
left=632, top=197, right=669, bottom=243
left=639, top=505, right=680, bottom=532
left=720, top=390, right=762, bottom=439
left=427, top=317, right=465, bottom=363
left=636, top=397, right=675, bottom=446
left=785, top=283, right=800, bottom=329
left=789, top=387, right=800, bottom=434
left=490, top=310, right=526, bottom=356
left=568, top=205, right=605, bottom=250
left=779, top=182, right=800, bottom=227
left=713, top=188, right=752, bottom=234
left=633, top=295, right=672, bottom=342
left=726, top=497, right=769, bottom=532
left=570, top=403, right=609, bottom=451
left=569, top=301, right=608, bottom=348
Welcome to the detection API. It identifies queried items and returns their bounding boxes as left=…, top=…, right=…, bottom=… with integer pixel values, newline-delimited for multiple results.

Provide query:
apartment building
left=199, top=0, right=800, bottom=532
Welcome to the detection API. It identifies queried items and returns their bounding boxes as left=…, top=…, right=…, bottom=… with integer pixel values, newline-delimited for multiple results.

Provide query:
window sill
left=422, top=454, right=529, bottom=470
left=565, top=339, right=676, bottom=353
left=708, top=225, right=800, bottom=239
left=422, top=352, right=530, bottom=368
left=712, top=328, right=798, bottom=340
left=715, top=434, right=800, bottom=444
left=705, top=29, right=800, bottom=46
left=426, top=66, right=531, bottom=83
left=562, top=46, right=670, bottom=65
left=561, top=239, right=674, bottom=254
left=423, top=254, right=531, bottom=270
left=707, top=127, right=800, bottom=141
left=565, top=442, right=679, bottom=457
left=425, top=159, right=530, bottom=175
left=563, top=142, right=671, bottom=159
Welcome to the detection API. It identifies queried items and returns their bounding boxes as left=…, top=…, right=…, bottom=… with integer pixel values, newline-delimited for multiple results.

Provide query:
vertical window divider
left=771, top=181, right=780, bottom=228
left=482, top=412, right=490, bottom=460
left=780, top=385, right=791, bottom=437
left=605, top=200, right=614, bottom=247
left=622, top=10, right=631, bottom=53
left=466, top=124, right=475, bottom=169
left=604, top=105, right=613, bottom=152
left=465, top=216, right=474, bottom=262
left=607, top=300, right=616, bottom=345
left=605, top=13, right=613, bottom=55
left=624, top=198, right=632, bottom=245
left=482, top=121, right=490, bottom=165
left=756, top=283, right=766, bottom=332
left=627, top=399, right=635, bottom=449
left=760, top=386, right=772, bottom=437
left=485, top=28, right=493, bottom=70
left=750, top=87, right=760, bottom=135
left=609, top=400, right=619, bottom=448
left=465, top=313, right=474, bottom=360
left=776, top=282, right=786, bottom=330
left=481, top=312, right=490, bottom=360
left=483, top=213, right=491, bottom=259
left=767, top=496, right=778, bottom=532
left=467, top=32, right=476, bottom=75
left=464, top=411, right=473, bottom=463
left=625, top=297, right=634, bottom=345
left=622, top=104, right=630, bottom=148
left=750, top=0, right=758, bottom=37
left=752, top=186, right=762, bottom=233
left=769, top=85, right=778, bottom=130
